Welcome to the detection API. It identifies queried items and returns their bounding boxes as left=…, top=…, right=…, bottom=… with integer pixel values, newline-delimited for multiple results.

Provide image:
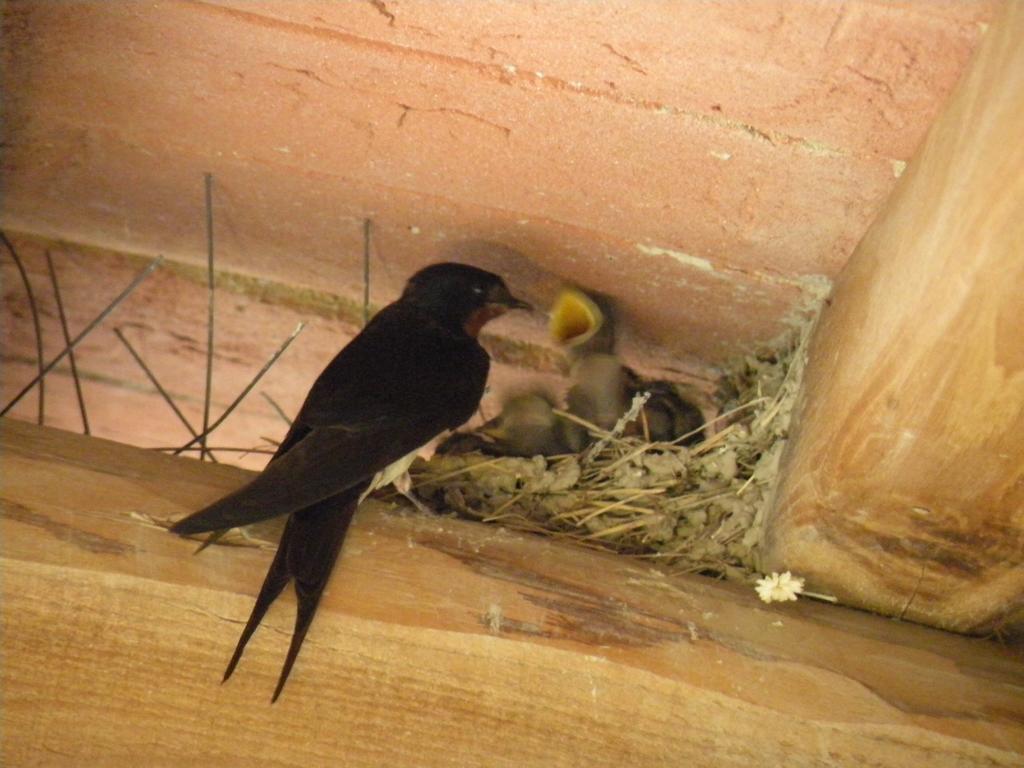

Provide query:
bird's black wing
left=290, top=301, right=487, bottom=432
left=171, top=302, right=489, bottom=535
left=170, top=416, right=443, bottom=533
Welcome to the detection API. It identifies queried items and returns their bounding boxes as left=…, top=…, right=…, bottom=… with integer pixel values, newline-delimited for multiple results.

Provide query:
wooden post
left=763, top=3, right=1024, bottom=636
left=2, top=419, right=1024, bottom=766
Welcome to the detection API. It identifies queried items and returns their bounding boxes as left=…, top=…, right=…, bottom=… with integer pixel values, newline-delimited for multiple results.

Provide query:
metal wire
left=1, top=255, right=163, bottom=417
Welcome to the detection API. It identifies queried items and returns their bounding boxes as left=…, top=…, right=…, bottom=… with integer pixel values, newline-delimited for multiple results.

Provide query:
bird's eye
left=471, top=285, right=485, bottom=296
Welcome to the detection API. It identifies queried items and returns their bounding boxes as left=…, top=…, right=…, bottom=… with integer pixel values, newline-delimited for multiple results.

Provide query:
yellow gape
left=549, top=287, right=604, bottom=348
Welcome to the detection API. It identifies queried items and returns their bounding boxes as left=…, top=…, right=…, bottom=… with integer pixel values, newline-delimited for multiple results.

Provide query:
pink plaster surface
left=1, top=0, right=995, bottom=366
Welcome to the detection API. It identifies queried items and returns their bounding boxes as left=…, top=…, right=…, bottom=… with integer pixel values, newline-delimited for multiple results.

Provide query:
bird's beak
left=488, top=284, right=532, bottom=312
left=504, top=296, right=533, bottom=311
left=549, top=287, right=603, bottom=347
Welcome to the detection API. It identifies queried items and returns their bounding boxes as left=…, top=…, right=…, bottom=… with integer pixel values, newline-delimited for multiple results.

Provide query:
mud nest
left=408, top=311, right=818, bottom=586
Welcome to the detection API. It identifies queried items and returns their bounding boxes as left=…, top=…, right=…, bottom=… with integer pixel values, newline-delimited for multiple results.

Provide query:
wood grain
left=763, top=1, right=1024, bottom=637
left=2, top=419, right=1023, bottom=766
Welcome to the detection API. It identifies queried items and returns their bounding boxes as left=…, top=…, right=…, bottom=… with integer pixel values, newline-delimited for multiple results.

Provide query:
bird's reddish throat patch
left=464, top=305, right=506, bottom=337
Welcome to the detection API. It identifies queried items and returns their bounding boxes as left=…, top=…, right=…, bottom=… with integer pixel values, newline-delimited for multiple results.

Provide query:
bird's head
left=402, top=262, right=531, bottom=337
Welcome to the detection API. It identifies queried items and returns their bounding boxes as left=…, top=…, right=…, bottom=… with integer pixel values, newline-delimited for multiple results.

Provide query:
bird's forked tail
left=221, top=489, right=361, bottom=702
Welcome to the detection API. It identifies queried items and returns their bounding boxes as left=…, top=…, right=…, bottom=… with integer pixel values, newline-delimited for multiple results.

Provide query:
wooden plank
left=2, top=419, right=1023, bottom=767
left=763, top=2, right=1024, bottom=636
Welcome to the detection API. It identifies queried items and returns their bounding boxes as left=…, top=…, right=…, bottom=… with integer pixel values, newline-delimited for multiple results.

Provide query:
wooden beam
left=763, top=3, right=1024, bottom=636
left=2, top=419, right=1023, bottom=766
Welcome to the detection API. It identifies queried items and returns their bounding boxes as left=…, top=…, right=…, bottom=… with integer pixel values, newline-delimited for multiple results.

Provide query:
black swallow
left=170, top=262, right=530, bottom=701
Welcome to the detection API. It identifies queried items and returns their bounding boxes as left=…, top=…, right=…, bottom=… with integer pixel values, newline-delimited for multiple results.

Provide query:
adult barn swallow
left=170, top=263, right=530, bottom=701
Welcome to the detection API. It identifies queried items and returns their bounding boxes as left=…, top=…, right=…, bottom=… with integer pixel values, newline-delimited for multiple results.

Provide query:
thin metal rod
left=201, top=172, right=216, bottom=461
left=175, top=322, right=305, bottom=454
left=261, top=391, right=293, bottom=427
left=1, top=232, right=45, bottom=424
left=152, top=445, right=276, bottom=455
left=1, top=255, right=163, bottom=417
left=113, top=327, right=218, bottom=463
left=362, top=218, right=372, bottom=326
left=44, top=250, right=90, bottom=434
